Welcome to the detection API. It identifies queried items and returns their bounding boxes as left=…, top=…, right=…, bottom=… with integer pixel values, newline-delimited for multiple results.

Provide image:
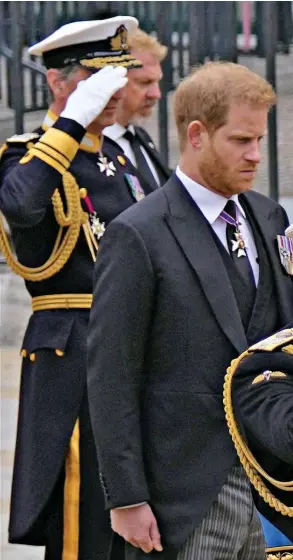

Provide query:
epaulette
left=0, top=132, right=40, bottom=162
left=248, top=328, right=293, bottom=353
left=6, top=132, right=40, bottom=143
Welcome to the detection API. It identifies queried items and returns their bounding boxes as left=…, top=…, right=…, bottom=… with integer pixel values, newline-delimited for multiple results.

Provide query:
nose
left=245, top=140, right=261, bottom=164
left=147, top=82, right=161, bottom=100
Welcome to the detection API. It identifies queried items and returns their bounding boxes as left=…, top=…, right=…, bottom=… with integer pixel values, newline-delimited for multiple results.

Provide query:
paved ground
left=0, top=51, right=292, bottom=559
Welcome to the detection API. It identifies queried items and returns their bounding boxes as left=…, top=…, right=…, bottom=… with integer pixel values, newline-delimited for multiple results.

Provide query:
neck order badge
left=220, top=201, right=247, bottom=258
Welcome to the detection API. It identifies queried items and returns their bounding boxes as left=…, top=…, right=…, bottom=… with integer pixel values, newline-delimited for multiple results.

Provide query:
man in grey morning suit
left=87, top=62, right=293, bottom=559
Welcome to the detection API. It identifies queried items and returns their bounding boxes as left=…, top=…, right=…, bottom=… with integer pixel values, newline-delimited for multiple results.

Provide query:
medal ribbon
left=219, top=208, right=239, bottom=228
left=219, top=203, right=249, bottom=260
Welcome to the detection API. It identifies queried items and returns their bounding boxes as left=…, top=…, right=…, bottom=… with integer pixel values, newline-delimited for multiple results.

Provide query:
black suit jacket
left=230, top=323, right=293, bottom=542
left=87, top=174, right=293, bottom=553
left=134, top=125, right=172, bottom=185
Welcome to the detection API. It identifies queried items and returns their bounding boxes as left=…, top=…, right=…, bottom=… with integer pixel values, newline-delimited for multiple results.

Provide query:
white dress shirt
left=176, top=166, right=259, bottom=285
left=103, top=123, right=161, bottom=186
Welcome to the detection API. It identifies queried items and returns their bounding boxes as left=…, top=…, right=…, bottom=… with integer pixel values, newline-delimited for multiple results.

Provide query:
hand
left=60, top=66, right=128, bottom=128
left=110, top=503, right=163, bottom=553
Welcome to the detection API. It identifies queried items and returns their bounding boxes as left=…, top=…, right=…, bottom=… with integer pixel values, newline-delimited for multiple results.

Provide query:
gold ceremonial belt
left=32, top=293, right=93, bottom=312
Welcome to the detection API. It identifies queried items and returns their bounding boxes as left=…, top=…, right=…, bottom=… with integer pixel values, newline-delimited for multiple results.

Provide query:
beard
left=198, top=143, right=256, bottom=196
left=138, top=102, right=156, bottom=117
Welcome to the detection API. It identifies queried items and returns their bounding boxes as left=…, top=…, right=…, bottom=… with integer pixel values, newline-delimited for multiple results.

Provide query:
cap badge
left=110, top=25, right=128, bottom=52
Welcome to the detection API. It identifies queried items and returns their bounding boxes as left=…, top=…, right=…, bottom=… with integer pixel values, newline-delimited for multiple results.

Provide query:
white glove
left=60, top=66, right=128, bottom=128
left=285, top=224, right=293, bottom=238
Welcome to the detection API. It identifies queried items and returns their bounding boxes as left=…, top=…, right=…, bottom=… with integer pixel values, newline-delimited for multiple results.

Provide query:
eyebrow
left=229, top=131, right=267, bottom=138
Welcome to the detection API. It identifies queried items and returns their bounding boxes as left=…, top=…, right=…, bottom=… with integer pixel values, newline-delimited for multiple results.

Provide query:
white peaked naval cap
left=28, top=16, right=143, bottom=70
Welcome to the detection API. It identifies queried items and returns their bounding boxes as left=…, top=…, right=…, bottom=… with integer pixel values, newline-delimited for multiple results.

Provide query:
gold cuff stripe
left=267, top=552, right=293, bottom=560
left=36, top=141, right=70, bottom=169
left=32, top=293, right=92, bottom=312
left=266, top=545, right=293, bottom=559
left=63, top=420, right=80, bottom=560
left=29, top=147, right=65, bottom=175
left=40, top=128, right=79, bottom=162
left=252, top=371, right=287, bottom=385
left=266, top=545, right=293, bottom=552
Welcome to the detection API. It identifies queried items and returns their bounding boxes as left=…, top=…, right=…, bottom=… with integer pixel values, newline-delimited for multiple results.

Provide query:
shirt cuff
left=113, top=502, right=147, bottom=510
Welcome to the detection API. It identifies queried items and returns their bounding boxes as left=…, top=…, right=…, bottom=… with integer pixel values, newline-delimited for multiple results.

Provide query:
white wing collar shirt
left=176, top=166, right=259, bottom=285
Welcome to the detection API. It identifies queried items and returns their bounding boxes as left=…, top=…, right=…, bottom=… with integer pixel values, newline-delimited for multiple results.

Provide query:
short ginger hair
left=128, top=29, right=167, bottom=62
left=173, top=61, right=276, bottom=151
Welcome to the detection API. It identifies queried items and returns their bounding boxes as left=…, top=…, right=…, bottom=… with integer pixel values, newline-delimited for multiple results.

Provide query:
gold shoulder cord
left=223, top=348, right=293, bottom=517
left=0, top=171, right=87, bottom=281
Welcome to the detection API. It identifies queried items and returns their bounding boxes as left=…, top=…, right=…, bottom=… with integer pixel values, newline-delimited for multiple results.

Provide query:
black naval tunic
left=0, top=113, right=158, bottom=559
left=227, top=324, right=293, bottom=558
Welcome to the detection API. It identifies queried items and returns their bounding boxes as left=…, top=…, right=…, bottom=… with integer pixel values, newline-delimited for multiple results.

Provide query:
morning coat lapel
left=240, top=193, right=293, bottom=324
left=163, top=175, right=247, bottom=354
left=134, top=126, right=171, bottom=182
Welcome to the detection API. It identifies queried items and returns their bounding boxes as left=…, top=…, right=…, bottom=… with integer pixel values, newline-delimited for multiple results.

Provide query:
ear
left=46, top=69, right=66, bottom=100
left=187, top=120, right=206, bottom=149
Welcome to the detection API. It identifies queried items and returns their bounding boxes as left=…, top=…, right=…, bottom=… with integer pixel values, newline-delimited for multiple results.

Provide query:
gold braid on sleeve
left=0, top=171, right=84, bottom=281
left=223, top=352, right=293, bottom=517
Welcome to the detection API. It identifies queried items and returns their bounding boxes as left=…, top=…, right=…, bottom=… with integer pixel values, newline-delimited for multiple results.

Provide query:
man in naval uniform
left=104, top=27, right=171, bottom=190
left=0, top=16, right=158, bottom=560
left=224, top=319, right=293, bottom=559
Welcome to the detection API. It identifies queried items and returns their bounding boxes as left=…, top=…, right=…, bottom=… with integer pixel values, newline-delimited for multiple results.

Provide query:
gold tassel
left=82, top=222, right=96, bottom=263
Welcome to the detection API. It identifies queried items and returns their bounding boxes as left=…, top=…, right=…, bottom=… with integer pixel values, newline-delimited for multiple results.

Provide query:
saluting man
left=0, top=16, right=158, bottom=560
left=224, top=319, right=293, bottom=559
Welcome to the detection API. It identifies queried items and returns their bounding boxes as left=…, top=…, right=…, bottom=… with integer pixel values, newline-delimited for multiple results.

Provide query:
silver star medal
left=231, top=231, right=247, bottom=258
left=90, top=213, right=105, bottom=240
left=97, top=155, right=116, bottom=177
